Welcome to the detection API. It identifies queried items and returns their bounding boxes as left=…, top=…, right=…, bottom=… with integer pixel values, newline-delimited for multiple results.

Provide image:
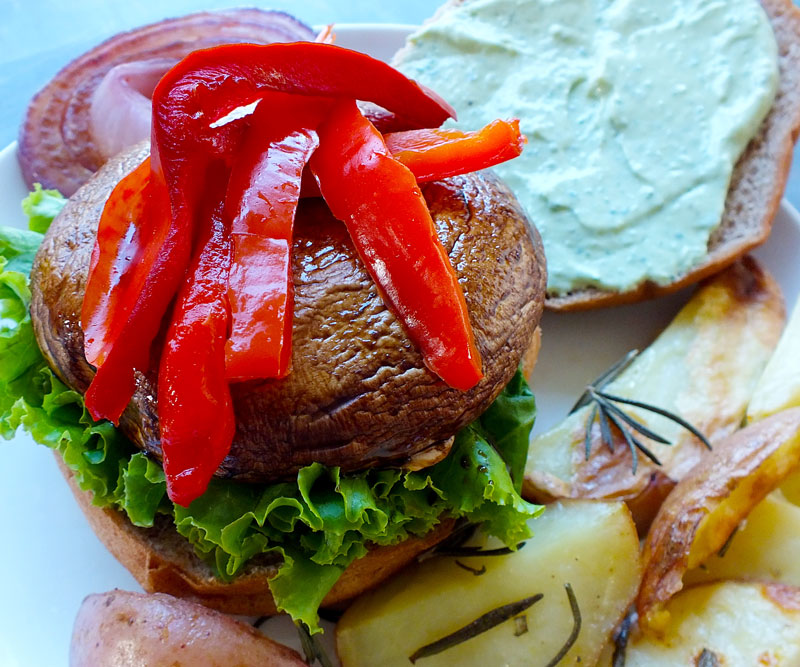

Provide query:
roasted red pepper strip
left=310, top=100, right=483, bottom=391
left=152, top=42, right=455, bottom=135
left=384, top=119, right=525, bottom=182
left=83, top=42, right=455, bottom=424
left=299, top=118, right=526, bottom=198
left=81, top=157, right=151, bottom=368
left=83, top=165, right=173, bottom=423
left=159, top=166, right=234, bottom=506
left=224, top=99, right=325, bottom=381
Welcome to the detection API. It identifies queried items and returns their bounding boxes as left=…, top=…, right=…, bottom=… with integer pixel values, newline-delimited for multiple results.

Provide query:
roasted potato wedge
left=336, top=500, right=641, bottom=667
left=70, top=590, right=306, bottom=666
left=748, top=293, right=800, bottom=422
left=599, top=582, right=800, bottom=666
left=683, top=492, right=800, bottom=588
left=524, top=259, right=785, bottom=531
left=780, top=470, right=800, bottom=505
left=637, top=408, right=800, bottom=633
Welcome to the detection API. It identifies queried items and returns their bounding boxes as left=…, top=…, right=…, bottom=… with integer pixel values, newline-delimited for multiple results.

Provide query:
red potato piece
left=70, top=590, right=306, bottom=666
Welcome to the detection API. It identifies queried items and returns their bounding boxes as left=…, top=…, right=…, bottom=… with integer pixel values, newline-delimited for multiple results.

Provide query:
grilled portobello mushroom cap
left=31, top=142, right=546, bottom=482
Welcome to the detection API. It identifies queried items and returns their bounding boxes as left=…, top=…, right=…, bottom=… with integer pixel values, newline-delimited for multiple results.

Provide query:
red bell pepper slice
left=224, top=99, right=325, bottom=381
left=83, top=42, right=455, bottom=424
left=81, top=157, right=151, bottom=368
left=158, top=166, right=235, bottom=507
left=299, top=118, right=526, bottom=198
left=384, top=119, right=525, bottom=182
left=152, top=43, right=455, bottom=143
left=310, top=100, right=483, bottom=391
left=83, top=165, right=173, bottom=424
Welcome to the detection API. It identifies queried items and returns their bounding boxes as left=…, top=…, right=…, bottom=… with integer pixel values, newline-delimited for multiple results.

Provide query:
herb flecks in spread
left=396, top=0, right=779, bottom=294
left=79, top=42, right=525, bottom=506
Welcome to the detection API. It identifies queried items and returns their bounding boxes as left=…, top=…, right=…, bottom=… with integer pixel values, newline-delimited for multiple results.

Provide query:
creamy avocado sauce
left=396, top=0, right=779, bottom=294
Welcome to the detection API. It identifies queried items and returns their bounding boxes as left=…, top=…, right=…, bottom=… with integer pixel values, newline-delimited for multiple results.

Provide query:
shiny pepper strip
left=224, top=99, right=325, bottom=381
left=383, top=119, right=525, bottom=183
left=81, top=157, right=151, bottom=368
left=310, top=100, right=483, bottom=391
left=299, top=118, right=526, bottom=198
left=158, top=165, right=235, bottom=507
left=82, top=42, right=455, bottom=425
left=83, top=164, right=172, bottom=423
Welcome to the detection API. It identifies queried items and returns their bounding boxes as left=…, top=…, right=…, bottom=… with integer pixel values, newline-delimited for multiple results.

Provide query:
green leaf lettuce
left=1, top=188, right=542, bottom=632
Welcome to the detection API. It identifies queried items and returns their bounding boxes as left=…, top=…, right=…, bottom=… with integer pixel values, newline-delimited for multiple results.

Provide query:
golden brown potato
left=70, top=590, right=306, bottom=666
left=336, top=500, right=641, bottom=667
left=637, top=408, right=800, bottom=634
left=684, top=492, right=800, bottom=588
left=781, top=469, right=800, bottom=505
left=524, top=258, right=785, bottom=531
left=599, top=582, right=800, bottom=666
left=747, top=293, right=800, bottom=422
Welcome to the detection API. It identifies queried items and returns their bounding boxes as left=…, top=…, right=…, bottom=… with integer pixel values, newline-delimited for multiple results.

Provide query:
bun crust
left=546, top=0, right=800, bottom=310
left=58, top=457, right=454, bottom=616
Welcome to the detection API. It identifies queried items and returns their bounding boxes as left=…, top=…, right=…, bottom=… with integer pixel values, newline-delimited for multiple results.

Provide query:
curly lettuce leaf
left=1, top=190, right=542, bottom=632
left=21, top=184, right=66, bottom=234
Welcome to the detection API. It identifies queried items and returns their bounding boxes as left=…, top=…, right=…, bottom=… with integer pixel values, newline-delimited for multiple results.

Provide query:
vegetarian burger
left=7, top=37, right=547, bottom=631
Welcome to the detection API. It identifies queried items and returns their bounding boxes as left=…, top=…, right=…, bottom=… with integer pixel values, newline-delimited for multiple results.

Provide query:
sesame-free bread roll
left=547, top=0, right=800, bottom=310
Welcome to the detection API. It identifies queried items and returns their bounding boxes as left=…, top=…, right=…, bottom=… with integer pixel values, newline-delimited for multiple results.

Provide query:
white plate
left=1, top=22, right=800, bottom=667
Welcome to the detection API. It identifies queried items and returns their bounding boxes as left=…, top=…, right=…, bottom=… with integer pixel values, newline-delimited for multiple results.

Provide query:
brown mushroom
left=30, top=143, right=546, bottom=482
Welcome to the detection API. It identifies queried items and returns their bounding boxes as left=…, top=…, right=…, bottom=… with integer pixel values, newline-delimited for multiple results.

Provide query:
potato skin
left=524, top=258, right=785, bottom=532
left=31, top=143, right=546, bottom=481
left=606, top=582, right=800, bottom=666
left=70, top=590, right=306, bottom=667
left=637, top=407, right=800, bottom=634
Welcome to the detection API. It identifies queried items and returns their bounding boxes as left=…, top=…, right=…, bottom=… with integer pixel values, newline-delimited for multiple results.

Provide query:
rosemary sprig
left=455, top=560, right=487, bottom=576
left=407, top=583, right=581, bottom=665
left=295, top=622, right=334, bottom=667
left=408, top=594, right=543, bottom=663
left=572, top=350, right=711, bottom=474
left=571, top=350, right=639, bottom=413
left=697, top=648, right=721, bottom=667
left=611, top=609, right=635, bottom=667
left=717, top=526, right=739, bottom=558
left=544, top=583, right=581, bottom=667
left=417, top=520, right=476, bottom=562
left=433, top=542, right=526, bottom=559
left=600, top=391, right=712, bottom=451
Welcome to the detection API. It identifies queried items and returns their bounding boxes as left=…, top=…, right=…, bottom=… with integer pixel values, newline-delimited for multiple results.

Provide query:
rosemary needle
left=600, top=391, right=712, bottom=451
left=433, top=542, right=526, bottom=559
left=295, top=622, right=334, bottom=667
left=574, top=349, right=711, bottom=474
left=544, top=583, right=581, bottom=667
left=408, top=594, right=543, bottom=663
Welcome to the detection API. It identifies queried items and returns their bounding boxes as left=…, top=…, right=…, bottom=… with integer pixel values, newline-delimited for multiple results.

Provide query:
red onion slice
left=18, top=10, right=315, bottom=196
left=89, top=59, right=176, bottom=163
